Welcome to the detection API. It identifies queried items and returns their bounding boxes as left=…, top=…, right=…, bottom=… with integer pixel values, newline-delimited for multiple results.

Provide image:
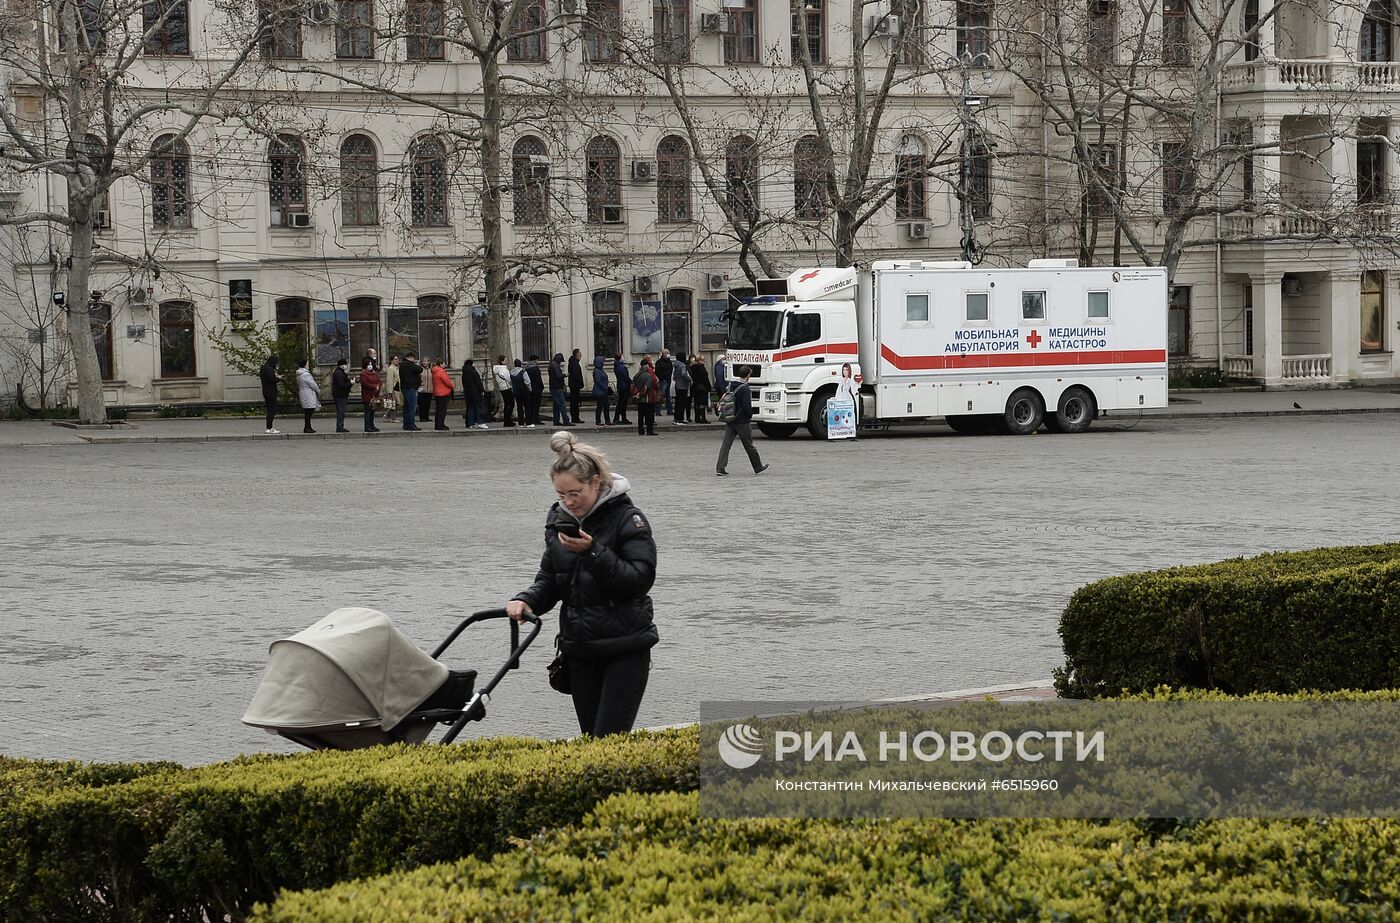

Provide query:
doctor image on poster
left=830, top=361, right=860, bottom=440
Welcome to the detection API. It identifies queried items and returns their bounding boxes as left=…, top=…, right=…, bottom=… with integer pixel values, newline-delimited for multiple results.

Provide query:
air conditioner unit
left=906, top=221, right=929, bottom=240
left=632, top=276, right=656, bottom=295
left=700, top=12, right=730, bottom=33
left=631, top=160, right=656, bottom=182
left=287, top=211, right=313, bottom=228
left=92, top=209, right=110, bottom=230
left=126, top=325, right=147, bottom=340
left=707, top=272, right=728, bottom=292
left=1281, top=276, right=1303, bottom=296
left=306, top=1, right=334, bottom=24
left=559, top=0, right=579, bottom=15
left=128, top=286, right=150, bottom=306
left=601, top=204, right=625, bottom=224
left=530, top=163, right=550, bottom=180
left=869, top=14, right=900, bottom=37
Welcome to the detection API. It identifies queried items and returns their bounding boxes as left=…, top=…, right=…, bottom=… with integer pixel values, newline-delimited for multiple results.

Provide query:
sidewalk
left=3, top=387, right=1399, bottom=447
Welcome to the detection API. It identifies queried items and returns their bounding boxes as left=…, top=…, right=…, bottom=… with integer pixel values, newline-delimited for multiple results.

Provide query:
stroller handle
left=436, top=608, right=543, bottom=745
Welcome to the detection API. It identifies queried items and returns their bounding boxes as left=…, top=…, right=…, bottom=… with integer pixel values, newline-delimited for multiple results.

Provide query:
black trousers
left=501, top=391, right=516, bottom=425
left=615, top=389, right=630, bottom=423
left=569, top=649, right=650, bottom=737
left=637, top=402, right=655, bottom=435
left=302, top=408, right=315, bottom=432
left=334, top=397, right=348, bottom=430
left=718, top=420, right=763, bottom=472
left=674, top=389, right=690, bottom=422
left=693, top=390, right=710, bottom=423
left=570, top=387, right=584, bottom=423
left=594, top=394, right=612, bottom=425
left=263, top=396, right=277, bottom=430
left=529, top=391, right=543, bottom=424
left=418, top=391, right=432, bottom=422
left=434, top=395, right=449, bottom=429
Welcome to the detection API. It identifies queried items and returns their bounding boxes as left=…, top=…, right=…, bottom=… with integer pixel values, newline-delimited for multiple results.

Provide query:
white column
left=1255, top=117, right=1283, bottom=213
left=1252, top=274, right=1284, bottom=385
left=1320, top=270, right=1357, bottom=383
left=1258, top=0, right=1277, bottom=61
left=1330, top=117, right=1358, bottom=207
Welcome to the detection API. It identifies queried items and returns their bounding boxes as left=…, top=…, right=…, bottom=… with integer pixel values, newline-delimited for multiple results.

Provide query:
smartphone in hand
left=556, top=521, right=581, bottom=538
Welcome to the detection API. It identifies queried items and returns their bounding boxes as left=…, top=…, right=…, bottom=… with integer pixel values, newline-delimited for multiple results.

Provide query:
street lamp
left=957, top=51, right=991, bottom=266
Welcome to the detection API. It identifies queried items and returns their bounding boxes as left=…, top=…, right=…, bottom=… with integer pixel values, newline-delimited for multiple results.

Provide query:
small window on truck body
left=965, top=291, right=989, bottom=323
left=784, top=312, right=821, bottom=347
left=1087, top=290, right=1110, bottom=320
left=1021, top=291, right=1046, bottom=321
left=906, top=293, right=929, bottom=323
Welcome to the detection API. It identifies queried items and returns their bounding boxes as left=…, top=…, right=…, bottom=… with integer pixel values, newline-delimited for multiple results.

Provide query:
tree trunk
left=479, top=53, right=510, bottom=364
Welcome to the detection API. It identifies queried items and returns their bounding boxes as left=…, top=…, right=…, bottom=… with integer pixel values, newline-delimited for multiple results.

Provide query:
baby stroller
left=242, top=607, right=540, bottom=750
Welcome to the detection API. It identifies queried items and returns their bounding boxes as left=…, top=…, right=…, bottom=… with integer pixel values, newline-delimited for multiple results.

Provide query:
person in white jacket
left=491, top=354, right=516, bottom=426
left=295, top=358, right=321, bottom=434
left=835, top=362, right=860, bottom=436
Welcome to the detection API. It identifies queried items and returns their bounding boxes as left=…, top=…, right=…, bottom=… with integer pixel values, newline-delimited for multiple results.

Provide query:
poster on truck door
left=826, top=398, right=856, bottom=440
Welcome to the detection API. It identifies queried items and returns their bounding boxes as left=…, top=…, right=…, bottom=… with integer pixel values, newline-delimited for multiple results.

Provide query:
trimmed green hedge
left=256, top=790, right=1400, bottom=922
left=0, top=729, right=697, bottom=922
left=1054, top=544, right=1400, bottom=698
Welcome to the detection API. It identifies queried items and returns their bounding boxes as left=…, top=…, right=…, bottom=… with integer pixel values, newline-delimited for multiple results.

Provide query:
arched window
left=410, top=137, right=448, bottom=226
left=657, top=134, right=691, bottom=223
left=158, top=301, right=196, bottom=377
left=150, top=134, right=190, bottom=229
left=726, top=134, right=759, bottom=218
left=340, top=134, right=379, bottom=226
left=143, top=0, right=189, bottom=55
left=512, top=136, right=550, bottom=225
left=586, top=136, right=621, bottom=224
left=794, top=135, right=830, bottom=220
left=269, top=134, right=306, bottom=221
left=592, top=290, right=622, bottom=356
left=895, top=134, right=927, bottom=220
left=1362, top=0, right=1394, bottom=62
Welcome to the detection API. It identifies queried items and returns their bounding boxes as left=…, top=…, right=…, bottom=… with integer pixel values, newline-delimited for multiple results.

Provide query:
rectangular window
left=406, top=0, right=445, bottom=60
left=653, top=0, right=689, bottom=64
left=348, top=296, right=380, bottom=364
left=91, top=302, right=114, bottom=381
left=1087, top=290, right=1110, bottom=320
left=784, top=312, right=821, bottom=346
left=419, top=295, right=450, bottom=363
left=143, top=0, right=189, bottom=55
left=663, top=289, right=693, bottom=356
left=337, top=0, right=374, bottom=59
left=585, top=0, right=621, bottom=63
left=1086, top=145, right=1117, bottom=217
left=158, top=301, right=196, bottom=378
left=1162, top=141, right=1193, bottom=216
left=1162, top=0, right=1189, bottom=65
left=507, top=0, right=546, bottom=62
left=1359, top=140, right=1387, bottom=205
left=906, top=293, right=929, bottom=323
left=724, top=0, right=758, bottom=63
left=790, top=0, right=824, bottom=64
left=893, top=0, right=924, bottom=65
left=592, top=290, right=622, bottom=356
left=1361, top=270, right=1385, bottom=352
left=471, top=304, right=489, bottom=356
left=1021, top=291, right=1046, bottom=321
left=276, top=298, right=310, bottom=357
left=521, top=294, right=551, bottom=360
left=258, top=0, right=303, bottom=58
left=1168, top=285, right=1190, bottom=355
left=965, top=292, right=989, bottom=322
left=386, top=307, right=419, bottom=357
left=956, top=0, right=991, bottom=60
left=895, top=153, right=927, bottom=219
left=313, top=308, right=350, bottom=365
left=1243, top=284, right=1254, bottom=355
left=1088, top=0, right=1114, bottom=65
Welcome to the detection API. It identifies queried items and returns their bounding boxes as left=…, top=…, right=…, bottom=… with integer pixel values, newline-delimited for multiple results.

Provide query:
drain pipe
left=1214, top=68, right=1224, bottom=372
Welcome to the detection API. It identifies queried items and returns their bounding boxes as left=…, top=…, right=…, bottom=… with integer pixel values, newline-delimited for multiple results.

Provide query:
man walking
left=399, top=353, right=424, bottom=431
left=655, top=348, right=674, bottom=417
left=716, top=366, right=768, bottom=476
left=613, top=353, right=632, bottom=425
left=632, top=357, right=660, bottom=436
left=461, top=357, right=487, bottom=429
left=567, top=348, right=585, bottom=424
left=492, top=354, right=515, bottom=427
left=331, top=358, right=353, bottom=433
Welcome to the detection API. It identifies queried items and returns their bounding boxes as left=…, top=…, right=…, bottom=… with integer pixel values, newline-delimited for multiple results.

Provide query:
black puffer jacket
left=513, top=475, right=659, bottom=659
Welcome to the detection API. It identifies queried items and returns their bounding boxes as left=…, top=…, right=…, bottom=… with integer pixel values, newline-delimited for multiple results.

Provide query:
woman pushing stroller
left=506, top=432, right=658, bottom=737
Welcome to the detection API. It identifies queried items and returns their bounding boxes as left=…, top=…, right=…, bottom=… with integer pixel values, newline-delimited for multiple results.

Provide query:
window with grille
left=585, top=0, right=620, bottom=63
left=895, top=135, right=927, bottom=219
left=269, top=135, right=306, bottom=217
left=654, top=0, right=690, bottom=64
left=150, top=135, right=190, bottom=229
left=726, top=135, right=759, bottom=218
left=593, top=290, right=622, bottom=356
left=258, top=0, right=302, bottom=58
left=1162, top=0, right=1189, bottom=65
left=59, top=0, right=106, bottom=51
left=337, top=0, right=374, bottom=59
left=724, top=0, right=758, bottom=63
left=512, top=136, right=550, bottom=225
left=521, top=293, right=551, bottom=360
left=790, top=0, right=824, bottom=64
left=794, top=135, right=831, bottom=219
left=340, top=135, right=379, bottom=226
left=406, top=0, right=444, bottom=60
left=159, top=301, right=196, bottom=377
left=663, top=289, right=693, bottom=356
left=508, top=0, right=547, bottom=62
left=410, top=138, right=448, bottom=226
left=143, top=0, right=189, bottom=55
left=586, top=136, right=621, bottom=223
left=657, top=135, right=691, bottom=223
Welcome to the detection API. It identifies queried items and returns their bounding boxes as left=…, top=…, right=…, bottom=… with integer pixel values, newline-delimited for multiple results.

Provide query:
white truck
left=723, top=259, right=1169, bottom=438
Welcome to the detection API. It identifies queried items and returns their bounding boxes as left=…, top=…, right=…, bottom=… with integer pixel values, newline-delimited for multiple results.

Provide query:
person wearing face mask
left=506, top=431, right=658, bottom=737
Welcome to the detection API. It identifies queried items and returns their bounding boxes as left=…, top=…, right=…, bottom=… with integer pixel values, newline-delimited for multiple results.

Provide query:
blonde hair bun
left=550, top=430, right=578, bottom=455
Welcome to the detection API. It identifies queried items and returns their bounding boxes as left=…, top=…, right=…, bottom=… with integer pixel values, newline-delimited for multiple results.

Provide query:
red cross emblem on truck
left=1026, top=330, right=1043, bottom=348
left=798, top=270, right=821, bottom=282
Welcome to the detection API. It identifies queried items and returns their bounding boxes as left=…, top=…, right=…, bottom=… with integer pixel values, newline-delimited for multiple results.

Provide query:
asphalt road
left=1, top=414, right=1394, bottom=764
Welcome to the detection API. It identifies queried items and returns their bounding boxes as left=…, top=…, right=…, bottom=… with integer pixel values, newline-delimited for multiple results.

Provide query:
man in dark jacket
left=716, top=365, right=768, bottom=476
left=331, top=358, right=353, bottom=433
left=259, top=354, right=282, bottom=435
left=632, top=358, right=660, bottom=436
left=399, top=353, right=424, bottom=431
left=526, top=355, right=546, bottom=425
left=461, top=358, right=487, bottom=429
left=613, top=354, right=633, bottom=425
left=567, top=348, right=585, bottom=424
left=654, top=349, right=674, bottom=417
left=548, top=353, right=571, bottom=426
left=510, top=359, right=534, bottom=427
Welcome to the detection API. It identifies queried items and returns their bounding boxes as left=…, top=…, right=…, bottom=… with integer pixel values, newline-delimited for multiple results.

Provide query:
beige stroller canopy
left=243, top=607, right=448, bottom=734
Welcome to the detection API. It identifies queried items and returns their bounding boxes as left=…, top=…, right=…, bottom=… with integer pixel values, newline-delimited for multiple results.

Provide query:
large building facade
left=3, top=0, right=1399, bottom=406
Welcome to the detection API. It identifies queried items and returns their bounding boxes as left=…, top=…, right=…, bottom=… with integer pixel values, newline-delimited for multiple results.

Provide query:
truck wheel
left=1055, top=386, right=1096, bottom=434
left=806, top=392, right=831, bottom=439
left=758, top=423, right=799, bottom=439
left=1002, top=388, right=1045, bottom=436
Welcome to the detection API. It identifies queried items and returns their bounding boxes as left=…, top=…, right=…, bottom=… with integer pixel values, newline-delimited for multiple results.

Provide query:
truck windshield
left=727, top=310, right=783, bottom=350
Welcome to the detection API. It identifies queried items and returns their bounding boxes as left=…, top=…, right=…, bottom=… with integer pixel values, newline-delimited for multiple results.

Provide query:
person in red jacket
left=632, top=357, right=660, bottom=436
left=431, top=360, right=454, bottom=431
left=359, top=359, right=382, bottom=433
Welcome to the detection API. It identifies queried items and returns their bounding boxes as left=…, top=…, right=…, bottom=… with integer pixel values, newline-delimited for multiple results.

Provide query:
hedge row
left=256, top=790, right=1400, bottom=922
left=1054, top=543, right=1400, bottom=698
left=0, top=729, right=697, bottom=922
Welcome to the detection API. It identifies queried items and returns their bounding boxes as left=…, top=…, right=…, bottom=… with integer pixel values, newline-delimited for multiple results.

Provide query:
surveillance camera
left=52, top=291, right=65, bottom=305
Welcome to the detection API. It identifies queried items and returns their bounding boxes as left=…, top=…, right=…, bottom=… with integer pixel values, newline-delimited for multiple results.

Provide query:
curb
left=1135, top=406, right=1400, bottom=421
left=75, top=423, right=728, bottom=445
